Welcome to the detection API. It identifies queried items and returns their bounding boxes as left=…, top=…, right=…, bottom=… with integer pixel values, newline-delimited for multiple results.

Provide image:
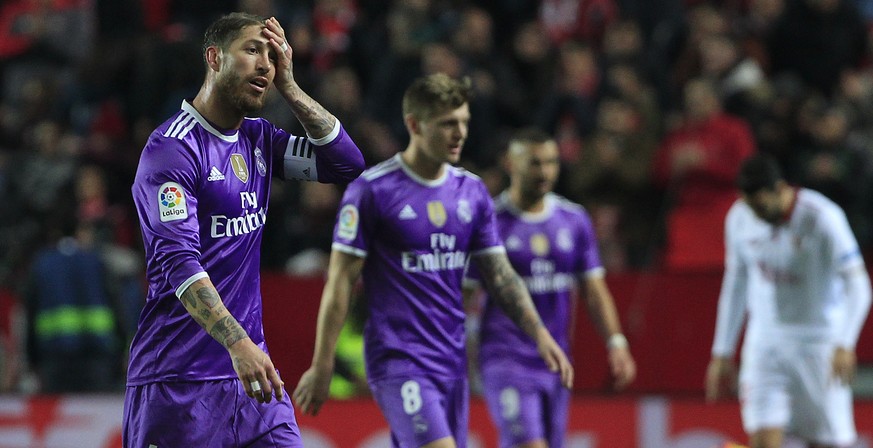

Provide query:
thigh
left=482, top=372, right=548, bottom=448
left=786, top=345, right=856, bottom=446
left=370, top=376, right=467, bottom=448
left=123, top=381, right=236, bottom=447
left=123, top=380, right=303, bottom=448
left=739, top=346, right=791, bottom=434
left=238, top=384, right=303, bottom=448
left=543, top=381, right=570, bottom=448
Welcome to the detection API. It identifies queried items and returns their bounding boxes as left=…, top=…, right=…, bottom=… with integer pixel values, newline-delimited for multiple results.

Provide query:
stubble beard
left=217, top=71, right=266, bottom=115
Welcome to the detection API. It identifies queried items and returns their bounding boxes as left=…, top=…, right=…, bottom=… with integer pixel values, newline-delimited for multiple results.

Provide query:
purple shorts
left=123, top=379, right=302, bottom=447
left=481, top=369, right=569, bottom=448
left=370, top=375, right=469, bottom=448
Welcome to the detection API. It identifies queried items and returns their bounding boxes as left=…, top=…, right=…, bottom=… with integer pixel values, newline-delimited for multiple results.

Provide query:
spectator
left=23, top=219, right=122, bottom=393
left=653, top=77, right=756, bottom=270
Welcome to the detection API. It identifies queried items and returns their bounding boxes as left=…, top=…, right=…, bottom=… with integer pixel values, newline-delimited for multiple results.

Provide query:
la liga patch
left=337, top=204, right=359, bottom=241
left=158, top=182, right=188, bottom=222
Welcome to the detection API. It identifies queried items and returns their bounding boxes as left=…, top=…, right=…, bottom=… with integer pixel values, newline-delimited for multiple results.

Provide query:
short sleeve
left=331, top=178, right=376, bottom=258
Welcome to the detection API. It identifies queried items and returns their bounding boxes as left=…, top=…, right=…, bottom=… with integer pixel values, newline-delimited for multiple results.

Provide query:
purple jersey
left=128, top=100, right=363, bottom=384
left=468, top=192, right=603, bottom=377
left=332, top=154, right=503, bottom=381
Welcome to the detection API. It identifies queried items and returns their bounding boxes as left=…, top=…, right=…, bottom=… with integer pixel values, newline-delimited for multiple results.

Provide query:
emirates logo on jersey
left=230, top=154, right=249, bottom=183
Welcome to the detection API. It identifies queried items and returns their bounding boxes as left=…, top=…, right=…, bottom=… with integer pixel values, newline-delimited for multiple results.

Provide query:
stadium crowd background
left=2, top=0, right=873, bottom=394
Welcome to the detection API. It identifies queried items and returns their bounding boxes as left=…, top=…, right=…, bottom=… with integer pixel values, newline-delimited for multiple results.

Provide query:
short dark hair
left=202, top=12, right=265, bottom=64
left=508, top=127, right=552, bottom=147
left=737, top=153, right=783, bottom=195
left=402, top=73, right=471, bottom=121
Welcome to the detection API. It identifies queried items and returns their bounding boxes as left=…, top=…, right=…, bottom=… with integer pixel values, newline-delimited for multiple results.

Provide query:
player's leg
left=370, top=375, right=464, bottom=448
left=786, top=343, right=856, bottom=448
left=542, top=377, right=571, bottom=448
left=421, top=436, right=457, bottom=448
left=748, top=428, right=783, bottom=448
left=481, top=370, right=549, bottom=448
left=236, top=381, right=304, bottom=447
left=739, top=345, right=790, bottom=448
left=123, top=380, right=238, bottom=447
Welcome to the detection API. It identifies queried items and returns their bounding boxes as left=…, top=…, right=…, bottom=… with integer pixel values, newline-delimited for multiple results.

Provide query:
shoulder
left=795, top=188, right=848, bottom=226
left=448, top=166, right=490, bottom=195
left=360, top=156, right=403, bottom=183
left=240, top=116, right=273, bottom=137
left=725, top=198, right=754, bottom=228
left=549, top=193, right=588, bottom=216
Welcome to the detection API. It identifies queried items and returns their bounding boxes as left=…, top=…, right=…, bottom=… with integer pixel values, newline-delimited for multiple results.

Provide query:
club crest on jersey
left=337, top=204, right=359, bottom=241
left=254, top=147, right=267, bottom=177
left=457, top=199, right=472, bottom=224
left=530, top=233, right=550, bottom=257
left=557, top=228, right=574, bottom=251
left=427, top=201, right=447, bottom=228
left=158, top=182, right=188, bottom=222
left=230, top=154, right=249, bottom=182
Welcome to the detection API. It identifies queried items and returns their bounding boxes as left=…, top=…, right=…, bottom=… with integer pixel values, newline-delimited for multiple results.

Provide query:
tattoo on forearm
left=477, top=254, right=544, bottom=337
left=210, top=316, right=249, bottom=348
left=291, top=98, right=334, bottom=137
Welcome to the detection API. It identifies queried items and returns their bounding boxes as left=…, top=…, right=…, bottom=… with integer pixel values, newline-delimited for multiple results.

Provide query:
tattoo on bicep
left=181, top=288, right=198, bottom=310
left=477, top=253, right=544, bottom=336
left=196, top=287, right=221, bottom=309
left=292, top=99, right=333, bottom=136
left=210, top=316, right=249, bottom=348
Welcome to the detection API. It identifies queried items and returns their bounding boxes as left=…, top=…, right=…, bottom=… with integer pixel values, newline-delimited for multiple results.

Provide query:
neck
left=192, top=83, right=244, bottom=130
left=509, top=187, right=545, bottom=213
left=401, top=144, right=445, bottom=180
left=779, top=184, right=796, bottom=215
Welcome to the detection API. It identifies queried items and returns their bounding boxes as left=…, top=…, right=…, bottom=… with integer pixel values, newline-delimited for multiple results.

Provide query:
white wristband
left=607, top=333, right=628, bottom=351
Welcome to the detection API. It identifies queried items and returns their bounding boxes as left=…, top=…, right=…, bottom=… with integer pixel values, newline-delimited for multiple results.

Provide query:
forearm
left=584, top=276, right=624, bottom=340
left=839, top=266, right=872, bottom=348
left=311, top=285, right=352, bottom=370
left=711, top=263, right=747, bottom=357
left=280, top=84, right=337, bottom=140
left=475, top=253, right=544, bottom=339
left=179, top=277, right=249, bottom=349
left=311, top=251, right=364, bottom=369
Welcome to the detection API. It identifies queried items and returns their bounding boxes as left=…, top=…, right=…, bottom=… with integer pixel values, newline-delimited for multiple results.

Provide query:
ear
left=499, top=150, right=512, bottom=173
left=404, top=113, right=420, bottom=136
left=205, top=46, right=221, bottom=72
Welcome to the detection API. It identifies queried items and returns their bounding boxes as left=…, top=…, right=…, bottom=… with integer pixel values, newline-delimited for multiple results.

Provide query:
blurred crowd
left=2, top=0, right=873, bottom=392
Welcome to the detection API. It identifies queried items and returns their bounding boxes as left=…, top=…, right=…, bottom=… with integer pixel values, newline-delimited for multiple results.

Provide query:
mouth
left=249, top=77, right=269, bottom=93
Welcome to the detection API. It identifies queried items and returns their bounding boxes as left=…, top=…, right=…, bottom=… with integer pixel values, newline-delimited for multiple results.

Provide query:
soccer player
left=463, top=129, right=636, bottom=448
left=293, top=74, right=574, bottom=448
left=706, top=154, right=871, bottom=448
left=124, top=13, right=365, bottom=447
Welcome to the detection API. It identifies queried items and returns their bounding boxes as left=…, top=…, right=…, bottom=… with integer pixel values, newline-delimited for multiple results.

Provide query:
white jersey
left=712, top=188, right=868, bottom=355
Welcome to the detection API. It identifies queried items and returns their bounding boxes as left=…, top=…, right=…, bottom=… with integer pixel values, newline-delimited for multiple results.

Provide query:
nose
left=256, top=52, right=273, bottom=74
left=454, top=122, right=468, bottom=140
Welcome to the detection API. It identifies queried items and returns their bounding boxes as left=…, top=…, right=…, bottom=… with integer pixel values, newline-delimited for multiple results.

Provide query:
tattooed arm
left=284, top=89, right=337, bottom=140
left=472, top=251, right=575, bottom=388
left=261, top=18, right=336, bottom=139
left=179, top=277, right=284, bottom=403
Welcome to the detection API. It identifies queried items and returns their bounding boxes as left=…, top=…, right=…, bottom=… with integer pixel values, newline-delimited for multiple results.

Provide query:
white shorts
left=739, top=342, right=855, bottom=445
